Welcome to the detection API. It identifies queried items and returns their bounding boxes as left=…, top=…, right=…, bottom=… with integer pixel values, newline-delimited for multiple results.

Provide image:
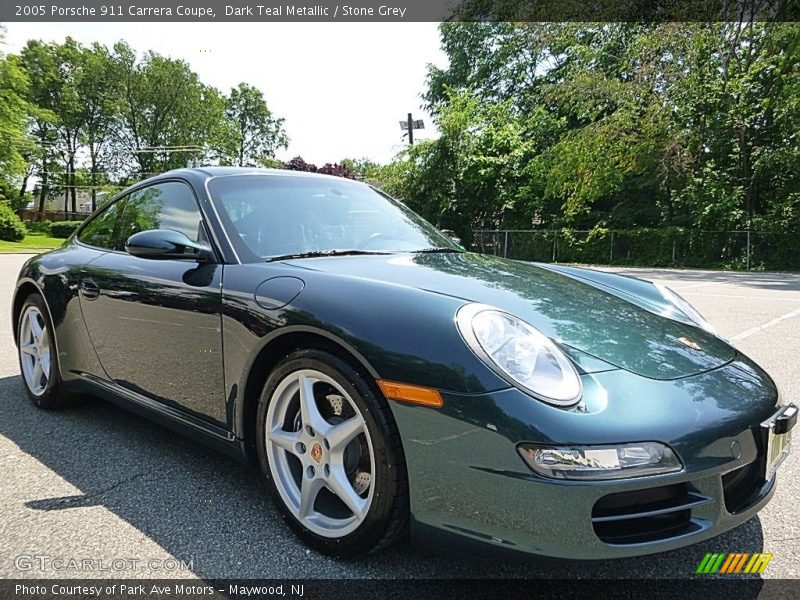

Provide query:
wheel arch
left=237, top=326, right=382, bottom=461
left=12, top=279, right=47, bottom=347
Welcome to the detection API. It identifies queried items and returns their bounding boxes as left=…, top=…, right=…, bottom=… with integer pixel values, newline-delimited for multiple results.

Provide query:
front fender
left=221, top=263, right=512, bottom=443
left=13, top=246, right=107, bottom=385
left=280, top=270, right=511, bottom=394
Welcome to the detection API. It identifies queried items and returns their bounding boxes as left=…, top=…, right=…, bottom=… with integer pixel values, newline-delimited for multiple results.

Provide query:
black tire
left=16, top=293, right=75, bottom=409
left=255, top=348, right=409, bottom=557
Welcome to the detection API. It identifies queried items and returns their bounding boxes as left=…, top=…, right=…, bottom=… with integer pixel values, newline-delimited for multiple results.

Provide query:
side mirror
left=125, top=229, right=214, bottom=262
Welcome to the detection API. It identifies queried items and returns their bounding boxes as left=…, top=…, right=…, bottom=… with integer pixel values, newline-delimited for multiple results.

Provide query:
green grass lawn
left=0, top=233, right=64, bottom=253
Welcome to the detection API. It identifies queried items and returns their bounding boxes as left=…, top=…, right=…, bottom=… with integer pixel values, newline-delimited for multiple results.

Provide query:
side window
left=77, top=199, right=125, bottom=250
left=116, top=182, right=203, bottom=250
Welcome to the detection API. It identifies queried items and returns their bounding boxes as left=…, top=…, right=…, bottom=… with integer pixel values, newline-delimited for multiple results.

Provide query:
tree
left=340, top=158, right=381, bottom=181
left=19, top=38, right=97, bottom=214
left=11, top=36, right=289, bottom=218
left=51, top=38, right=89, bottom=213
left=78, top=43, right=121, bottom=211
left=18, top=39, right=60, bottom=219
left=0, top=33, right=30, bottom=183
left=112, top=41, right=226, bottom=174
left=282, top=157, right=356, bottom=179
left=424, top=22, right=551, bottom=115
left=317, top=163, right=355, bottom=178
left=407, top=21, right=800, bottom=236
left=284, top=156, right=317, bottom=172
left=378, top=91, right=553, bottom=241
left=217, top=82, right=287, bottom=166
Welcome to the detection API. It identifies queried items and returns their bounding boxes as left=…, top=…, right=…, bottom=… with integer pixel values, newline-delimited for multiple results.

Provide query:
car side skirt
left=70, top=373, right=250, bottom=463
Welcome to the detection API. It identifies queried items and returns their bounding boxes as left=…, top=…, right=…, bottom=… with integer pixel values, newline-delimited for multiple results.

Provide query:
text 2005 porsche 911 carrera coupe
left=13, top=168, right=796, bottom=558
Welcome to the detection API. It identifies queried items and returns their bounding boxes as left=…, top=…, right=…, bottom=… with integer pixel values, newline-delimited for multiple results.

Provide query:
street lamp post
left=399, top=113, right=424, bottom=145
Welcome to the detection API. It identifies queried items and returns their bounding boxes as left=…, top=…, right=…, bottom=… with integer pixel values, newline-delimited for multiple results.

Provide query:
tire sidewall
left=255, top=349, right=398, bottom=556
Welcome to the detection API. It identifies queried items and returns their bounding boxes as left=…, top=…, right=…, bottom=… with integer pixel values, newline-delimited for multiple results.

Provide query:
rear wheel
left=256, top=349, right=408, bottom=556
left=17, top=294, right=71, bottom=408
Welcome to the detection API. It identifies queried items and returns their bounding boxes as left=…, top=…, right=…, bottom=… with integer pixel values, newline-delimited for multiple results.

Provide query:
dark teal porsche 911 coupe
left=13, top=168, right=795, bottom=558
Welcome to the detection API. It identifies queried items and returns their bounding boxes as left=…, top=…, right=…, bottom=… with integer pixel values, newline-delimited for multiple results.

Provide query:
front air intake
left=592, top=484, right=711, bottom=545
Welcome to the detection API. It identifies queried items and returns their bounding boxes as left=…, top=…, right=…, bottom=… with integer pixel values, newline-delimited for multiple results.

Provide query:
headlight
left=456, top=303, right=582, bottom=406
left=518, top=442, right=682, bottom=480
left=655, top=283, right=717, bottom=335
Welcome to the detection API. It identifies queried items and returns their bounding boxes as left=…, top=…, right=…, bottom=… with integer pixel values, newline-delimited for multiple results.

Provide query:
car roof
left=157, top=166, right=360, bottom=184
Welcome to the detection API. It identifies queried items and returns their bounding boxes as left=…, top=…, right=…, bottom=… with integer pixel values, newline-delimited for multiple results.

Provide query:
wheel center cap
left=310, top=442, right=324, bottom=464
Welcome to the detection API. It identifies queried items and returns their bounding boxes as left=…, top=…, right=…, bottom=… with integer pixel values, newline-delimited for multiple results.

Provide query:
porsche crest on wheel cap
left=310, top=442, right=323, bottom=463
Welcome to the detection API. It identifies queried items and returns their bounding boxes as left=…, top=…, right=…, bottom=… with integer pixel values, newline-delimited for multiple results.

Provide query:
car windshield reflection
left=207, top=174, right=460, bottom=261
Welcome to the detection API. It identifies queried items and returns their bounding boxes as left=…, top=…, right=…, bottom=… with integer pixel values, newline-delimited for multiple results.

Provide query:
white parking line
left=732, top=306, right=800, bottom=340
left=670, top=281, right=723, bottom=291
left=682, top=292, right=800, bottom=303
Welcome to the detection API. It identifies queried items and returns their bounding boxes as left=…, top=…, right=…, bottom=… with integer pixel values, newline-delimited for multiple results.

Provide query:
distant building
left=26, top=188, right=108, bottom=214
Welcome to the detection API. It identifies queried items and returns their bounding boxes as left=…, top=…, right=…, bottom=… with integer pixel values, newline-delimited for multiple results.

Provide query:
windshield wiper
left=412, top=247, right=464, bottom=254
left=265, top=249, right=391, bottom=262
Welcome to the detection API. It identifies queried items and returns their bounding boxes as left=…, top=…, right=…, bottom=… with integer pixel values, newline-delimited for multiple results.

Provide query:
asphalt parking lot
left=0, top=254, right=797, bottom=579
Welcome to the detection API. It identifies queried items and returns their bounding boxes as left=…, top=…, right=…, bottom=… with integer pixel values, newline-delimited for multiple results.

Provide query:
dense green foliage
left=49, top=221, right=83, bottom=238
left=0, top=34, right=289, bottom=216
left=0, top=30, right=31, bottom=182
left=0, top=202, right=27, bottom=241
left=377, top=22, right=800, bottom=262
left=23, top=219, right=52, bottom=235
left=3, top=23, right=798, bottom=269
left=218, top=83, right=288, bottom=167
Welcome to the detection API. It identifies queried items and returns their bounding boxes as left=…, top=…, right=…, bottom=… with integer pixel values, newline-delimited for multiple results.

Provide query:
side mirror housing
left=125, top=229, right=214, bottom=262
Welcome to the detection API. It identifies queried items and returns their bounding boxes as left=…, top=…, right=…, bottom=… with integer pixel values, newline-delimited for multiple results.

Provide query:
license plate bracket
left=761, top=404, right=797, bottom=482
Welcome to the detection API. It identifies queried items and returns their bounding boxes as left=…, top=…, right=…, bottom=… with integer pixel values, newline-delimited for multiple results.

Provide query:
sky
left=1, top=22, right=447, bottom=165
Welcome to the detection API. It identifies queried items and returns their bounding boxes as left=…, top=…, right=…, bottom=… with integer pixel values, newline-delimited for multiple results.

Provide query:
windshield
left=208, top=174, right=459, bottom=261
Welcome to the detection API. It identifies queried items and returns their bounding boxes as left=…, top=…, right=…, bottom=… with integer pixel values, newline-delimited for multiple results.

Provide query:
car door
left=78, top=180, right=226, bottom=425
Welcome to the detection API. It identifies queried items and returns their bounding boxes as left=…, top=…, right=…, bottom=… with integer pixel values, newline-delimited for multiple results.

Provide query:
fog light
left=518, top=442, right=682, bottom=480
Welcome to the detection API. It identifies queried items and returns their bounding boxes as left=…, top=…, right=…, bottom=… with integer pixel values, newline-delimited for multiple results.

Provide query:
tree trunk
left=63, top=152, right=69, bottom=213
left=239, top=117, right=246, bottom=166
left=18, top=174, right=29, bottom=201
left=70, top=155, right=77, bottom=214
left=91, top=166, right=97, bottom=212
left=38, top=146, right=47, bottom=222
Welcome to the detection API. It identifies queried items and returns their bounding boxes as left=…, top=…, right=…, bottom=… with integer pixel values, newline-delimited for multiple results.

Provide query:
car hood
left=288, top=252, right=736, bottom=380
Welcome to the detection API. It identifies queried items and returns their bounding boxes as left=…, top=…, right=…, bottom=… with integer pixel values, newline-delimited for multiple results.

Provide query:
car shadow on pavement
left=0, top=375, right=765, bottom=579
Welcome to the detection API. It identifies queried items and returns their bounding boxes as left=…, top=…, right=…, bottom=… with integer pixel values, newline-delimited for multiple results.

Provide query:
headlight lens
left=518, top=442, right=682, bottom=480
left=456, top=304, right=582, bottom=406
left=655, top=283, right=717, bottom=335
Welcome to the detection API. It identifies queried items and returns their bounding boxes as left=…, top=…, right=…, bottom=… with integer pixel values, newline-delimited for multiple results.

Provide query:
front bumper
left=390, top=356, right=783, bottom=559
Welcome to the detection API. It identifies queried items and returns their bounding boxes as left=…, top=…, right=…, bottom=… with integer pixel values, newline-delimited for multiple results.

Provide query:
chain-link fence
left=472, top=229, right=800, bottom=271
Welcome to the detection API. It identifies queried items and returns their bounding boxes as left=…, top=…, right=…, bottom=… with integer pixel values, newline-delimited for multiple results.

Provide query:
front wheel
left=256, top=349, right=408, bottom=556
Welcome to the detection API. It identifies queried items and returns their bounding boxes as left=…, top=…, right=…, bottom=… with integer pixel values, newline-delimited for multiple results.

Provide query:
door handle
left=79, top=279, right=100, bottom=300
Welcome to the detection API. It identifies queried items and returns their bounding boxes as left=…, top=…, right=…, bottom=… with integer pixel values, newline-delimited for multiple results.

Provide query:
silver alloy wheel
left=19, top=305, right=51, bottom=397
left=265, top=368, right=375, bottom=538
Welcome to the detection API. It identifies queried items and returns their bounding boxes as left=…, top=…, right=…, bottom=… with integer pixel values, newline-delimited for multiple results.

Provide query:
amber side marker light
left=377, top=380, right=444, bottom=408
